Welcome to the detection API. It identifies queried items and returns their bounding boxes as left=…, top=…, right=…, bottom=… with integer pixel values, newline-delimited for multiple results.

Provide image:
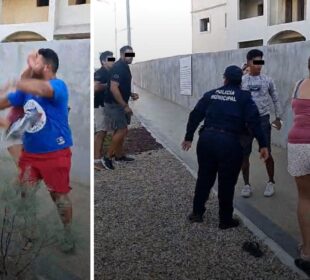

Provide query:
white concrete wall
left=192, top=0, right=310, bottom=52
left=0, top=40, right=90, bottom=185
left=192, top=5, right=228, bottom=53
left=192, top=0, right=226, bottom=11
left=131, top=41, right=310, bottom=149
left=54, top=1, right=90, bottom=35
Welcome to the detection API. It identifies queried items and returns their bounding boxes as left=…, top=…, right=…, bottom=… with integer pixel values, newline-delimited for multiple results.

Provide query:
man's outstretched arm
left=15, top=79, right=54, bottom=98
left=0, top=97, right=12, bottom=110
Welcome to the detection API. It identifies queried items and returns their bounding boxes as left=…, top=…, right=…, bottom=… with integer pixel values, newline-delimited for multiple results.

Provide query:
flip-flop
left=295, top=258, right=310, bottom=277
left=242, top=241, right=264, bottom=258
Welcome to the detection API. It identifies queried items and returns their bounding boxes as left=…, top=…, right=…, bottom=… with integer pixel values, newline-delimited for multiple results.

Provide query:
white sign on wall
left=179, top=56, right=192, bottom=96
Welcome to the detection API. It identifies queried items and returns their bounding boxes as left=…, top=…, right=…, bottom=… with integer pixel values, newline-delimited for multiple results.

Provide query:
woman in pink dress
left=287, top=56, right=310, bottom=275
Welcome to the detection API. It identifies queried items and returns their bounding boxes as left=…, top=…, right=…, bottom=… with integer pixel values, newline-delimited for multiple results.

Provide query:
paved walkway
left=131, top=85, right=300, bottom=259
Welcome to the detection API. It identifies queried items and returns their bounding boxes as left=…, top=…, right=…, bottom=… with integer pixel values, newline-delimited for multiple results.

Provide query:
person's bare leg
left=50, top=192, right=72, bottom=231
left=115, top=127, right=128, bottom=158
left=265, top=154, right=275, bottom=183
left=7, top=144, right=23, bottom=166
left=296, top=175, right=310, bottom=256
left=241, top=156, right=250, bottom=185
left=94, top=131, right=106, bottom=159
left=107, top=128, right=127, bottom=159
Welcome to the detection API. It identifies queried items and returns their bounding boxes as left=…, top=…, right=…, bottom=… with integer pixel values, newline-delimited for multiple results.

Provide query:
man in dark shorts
left=0, top=48, right=74, bottom=252
left=94, top=51, right=114, bottom=170
left=103, top=45, right=139, bottom=170
left=240, top=49, right=282, bottom=198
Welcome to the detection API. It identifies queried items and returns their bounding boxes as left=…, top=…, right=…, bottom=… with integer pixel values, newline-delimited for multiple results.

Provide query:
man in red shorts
left=0, top=48, right=74, bottom=252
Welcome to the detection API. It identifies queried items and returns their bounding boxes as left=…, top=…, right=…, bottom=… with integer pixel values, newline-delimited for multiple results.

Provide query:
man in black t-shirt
left=103, top=45, right=139, bottom=170
left=94, top=51, right=115, bottom=170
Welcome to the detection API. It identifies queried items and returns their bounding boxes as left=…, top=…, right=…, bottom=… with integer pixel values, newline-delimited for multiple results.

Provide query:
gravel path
left=95, top=119, right=303, bottom=280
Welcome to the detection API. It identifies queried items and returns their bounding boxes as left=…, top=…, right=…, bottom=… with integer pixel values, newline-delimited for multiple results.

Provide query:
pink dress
left=287, top=80, right=310, bottom=177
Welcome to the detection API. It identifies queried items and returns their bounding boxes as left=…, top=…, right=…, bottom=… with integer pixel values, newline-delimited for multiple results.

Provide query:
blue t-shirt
left=7, top=78, right=73, bottom=153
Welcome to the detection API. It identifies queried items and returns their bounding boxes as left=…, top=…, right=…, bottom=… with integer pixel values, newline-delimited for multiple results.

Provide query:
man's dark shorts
left=240, top=114, right=271, bottom=157
left=104, top=103, right=131, bottom=130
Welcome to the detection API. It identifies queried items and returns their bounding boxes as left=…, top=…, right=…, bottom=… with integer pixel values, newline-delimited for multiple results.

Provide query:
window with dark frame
left=37, top=0, right=49, bottom=6
left=75, top=0, right=86, bottom=4
left=257, top=3, right=264, bottom=16
left=297, top=0, right=305, bottom=21
left=200, top=18, right=210, bottom=32
left=238, top=39, right=263, bottom=48
left=285, top=0, right=293, bottom=23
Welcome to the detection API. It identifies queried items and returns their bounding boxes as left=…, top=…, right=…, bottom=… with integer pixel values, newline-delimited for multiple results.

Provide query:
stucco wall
left=1, top=0, right=48, bottom=24
left=0, top=39, right=90, bottom=185
left=131, top=40, right=310, bottom=149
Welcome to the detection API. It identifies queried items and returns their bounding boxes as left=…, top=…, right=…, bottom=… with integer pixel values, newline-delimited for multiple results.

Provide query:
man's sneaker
left=219, top=218, right=240, bottom=230
left=114, top=155, right=135, bottom=163
left=94, top=160, right=105, bottom=171
left=241, top=184, right=252, bottom=198
left=101, top=157, right=115, bottom=170
left=6, top=110, right=41, bottom=139
left=264, top=182, right=275, bottom=197
left=188, top=212, right=203, bottom=223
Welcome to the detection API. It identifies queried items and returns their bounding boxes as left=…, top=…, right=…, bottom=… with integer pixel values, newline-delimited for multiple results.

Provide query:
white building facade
left=192, top=0, right=310, bottom=53
left=0, top=0, right=90, bottom=42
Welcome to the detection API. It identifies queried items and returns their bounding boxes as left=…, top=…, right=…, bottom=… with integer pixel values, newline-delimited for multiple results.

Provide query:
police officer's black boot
left=219, top=218, right=240, bottom=230
left=188, top=212, right=203, bottom=223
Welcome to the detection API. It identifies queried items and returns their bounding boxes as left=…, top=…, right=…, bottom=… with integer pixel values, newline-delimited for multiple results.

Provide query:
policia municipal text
left=182, top=65, right=269, bottom=229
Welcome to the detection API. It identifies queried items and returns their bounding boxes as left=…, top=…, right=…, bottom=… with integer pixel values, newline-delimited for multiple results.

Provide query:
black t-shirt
left=94, top=67, right=110, bottom=108
left=105, top=59, right=132, bottom=104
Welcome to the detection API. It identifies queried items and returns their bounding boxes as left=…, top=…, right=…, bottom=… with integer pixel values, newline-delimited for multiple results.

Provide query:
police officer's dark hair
left=38, top=48, right=59, bottom=73
left=246, top=49, right=263, bottom=61
left=100, top=51, right=113, bottom=64
left=120, top=45, right=133, bottom=54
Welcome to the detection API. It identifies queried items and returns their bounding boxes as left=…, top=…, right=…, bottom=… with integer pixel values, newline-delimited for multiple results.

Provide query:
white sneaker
left=264, top=182, right=275, bottom=197
left=241, top=184, right=252, bottom=198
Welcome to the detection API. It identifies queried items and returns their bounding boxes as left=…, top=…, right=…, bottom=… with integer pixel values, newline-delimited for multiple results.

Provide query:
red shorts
left=18, top=148, right=72, bottom=194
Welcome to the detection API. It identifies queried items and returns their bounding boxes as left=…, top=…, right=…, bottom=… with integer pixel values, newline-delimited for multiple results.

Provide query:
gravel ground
left=95, top=118, right=303, bottom=280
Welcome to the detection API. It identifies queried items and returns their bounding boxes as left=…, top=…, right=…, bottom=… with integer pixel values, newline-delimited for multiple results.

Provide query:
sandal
left=242, top=241, right=264, bottom=258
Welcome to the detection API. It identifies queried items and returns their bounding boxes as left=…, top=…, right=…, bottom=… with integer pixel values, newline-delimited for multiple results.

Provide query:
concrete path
left=131, top=85, right=300, bottom=259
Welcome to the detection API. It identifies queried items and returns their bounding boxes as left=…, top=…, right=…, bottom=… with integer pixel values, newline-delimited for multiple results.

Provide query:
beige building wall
left=1, top=0, right=48, bottom=24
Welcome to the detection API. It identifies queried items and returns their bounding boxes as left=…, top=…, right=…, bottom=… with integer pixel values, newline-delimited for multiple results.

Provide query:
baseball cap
left=224, top=65, right=243, bottom=81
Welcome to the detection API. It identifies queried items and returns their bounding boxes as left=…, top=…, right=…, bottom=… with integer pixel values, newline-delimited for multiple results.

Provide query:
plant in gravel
left=0, top=179, right=56, bottom=280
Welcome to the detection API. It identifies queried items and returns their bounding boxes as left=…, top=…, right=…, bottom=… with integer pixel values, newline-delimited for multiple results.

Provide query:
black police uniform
left=184, top=67, right=267, bottom=225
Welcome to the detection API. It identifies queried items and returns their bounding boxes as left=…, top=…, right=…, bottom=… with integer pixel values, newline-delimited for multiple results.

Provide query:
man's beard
left=32, top=71, right=43, bottom=79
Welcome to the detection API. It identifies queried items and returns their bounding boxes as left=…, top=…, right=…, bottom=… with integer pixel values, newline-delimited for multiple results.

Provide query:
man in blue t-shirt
left=0, top=48, right=74, bottom=252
